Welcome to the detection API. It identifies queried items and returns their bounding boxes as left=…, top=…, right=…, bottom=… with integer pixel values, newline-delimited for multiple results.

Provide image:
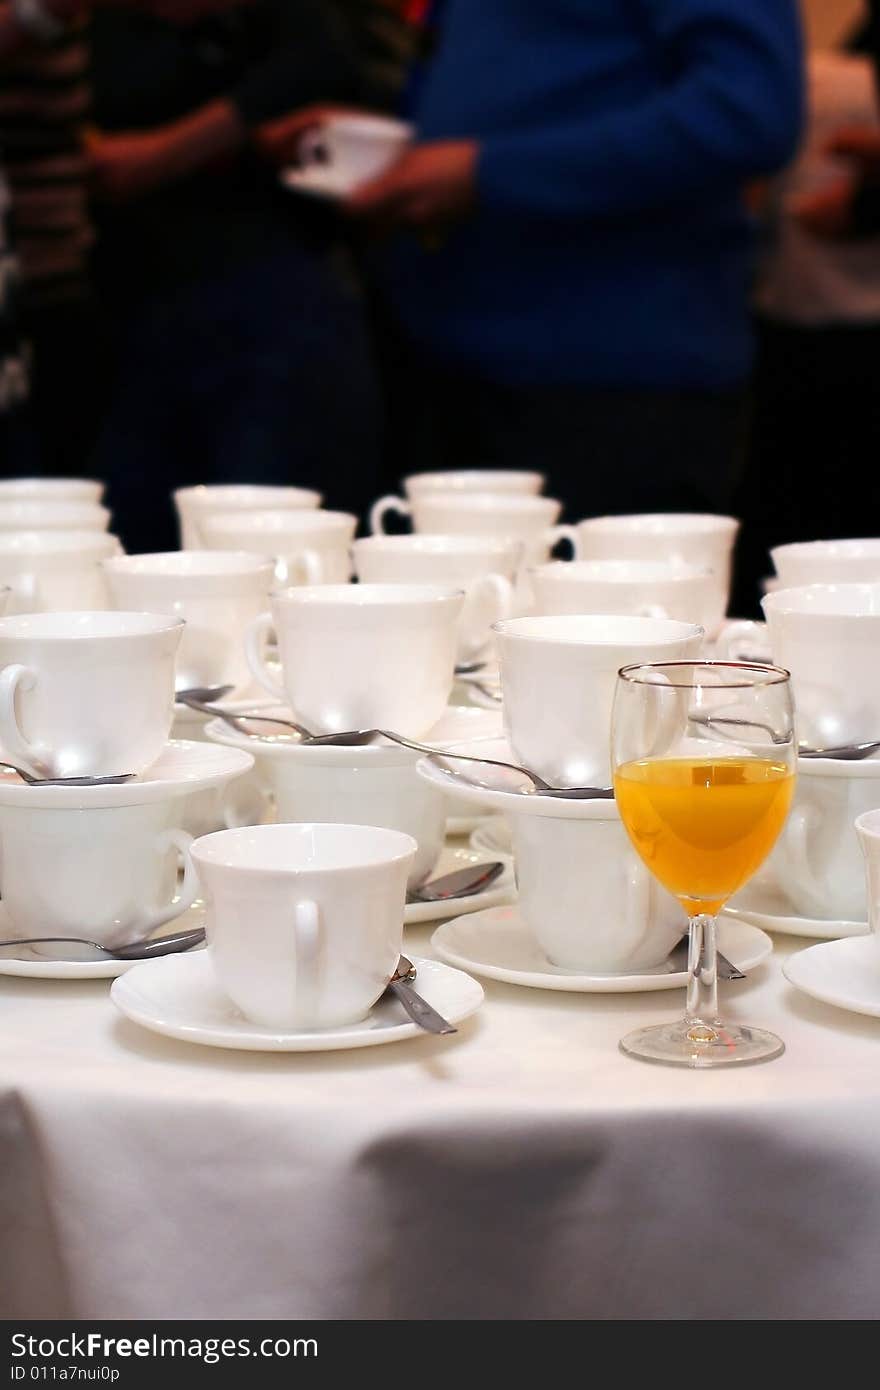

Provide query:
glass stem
left=685, top=913, right=720, bottom=1035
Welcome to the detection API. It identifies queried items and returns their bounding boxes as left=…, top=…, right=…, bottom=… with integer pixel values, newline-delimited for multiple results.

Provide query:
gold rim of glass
left=617, top=660, right=791, bottom=690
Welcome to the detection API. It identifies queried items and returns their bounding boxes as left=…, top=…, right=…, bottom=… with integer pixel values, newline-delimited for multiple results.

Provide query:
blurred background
left=0, top=0, right=878, bottom=613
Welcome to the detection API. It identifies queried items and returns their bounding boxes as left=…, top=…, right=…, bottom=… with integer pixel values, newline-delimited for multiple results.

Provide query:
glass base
left=620, top=1018, right=785, bottom=1069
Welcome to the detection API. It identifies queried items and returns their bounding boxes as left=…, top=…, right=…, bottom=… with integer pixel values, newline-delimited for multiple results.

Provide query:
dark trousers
left=0, top=297, right=107, bottom=479
left=95, top=248, right=382, bottom=553
left=733, top=317, right=880, bottom=615
left=376, top=328, right=747, bottom=525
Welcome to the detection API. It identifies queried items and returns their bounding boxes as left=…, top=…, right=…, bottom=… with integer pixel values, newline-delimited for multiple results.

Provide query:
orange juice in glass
left=612, top=664, right=796, bottom=1068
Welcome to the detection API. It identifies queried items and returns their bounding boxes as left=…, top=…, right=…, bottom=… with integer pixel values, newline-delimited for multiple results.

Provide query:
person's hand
left=86, top=129, right=175, bottom=203
left=825, top=125, right=880, bottom=178
left=253, top=105, right=367, bottom=167
left=791, top=170, right=859, bottom=239
left=345, top=140, right=479, bottom=235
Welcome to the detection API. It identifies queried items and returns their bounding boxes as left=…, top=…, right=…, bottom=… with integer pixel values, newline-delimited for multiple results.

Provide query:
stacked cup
left=0, top=610, right=253, bottom=954
left=200, top=510, right=357, bottom=586
left=101, top=550, right=276, bottom=835
left=174, top=484, right=322, bottom=550
left=741, top=581, right=880, bottom=924
left=576, top=513, right=739, bottom=637
left=204, top=583, right=466, bottom=891
left=417, top=611, right=705, bottom=974
left=0, top=478, right=123, bottom=617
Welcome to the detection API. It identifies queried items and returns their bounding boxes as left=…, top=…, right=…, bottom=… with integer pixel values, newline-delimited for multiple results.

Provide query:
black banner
left=3, top=1325, right=328, bottom=1388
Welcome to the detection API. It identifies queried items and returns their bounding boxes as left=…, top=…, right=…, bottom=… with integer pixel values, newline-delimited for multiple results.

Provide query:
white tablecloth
left=2, top=911, right=880, bottom=1321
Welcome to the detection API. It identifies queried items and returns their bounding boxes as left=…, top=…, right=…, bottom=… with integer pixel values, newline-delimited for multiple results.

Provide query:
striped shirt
left=0, top=173, right=28, bottom=412
left=0, top=19, right=93, bottom=308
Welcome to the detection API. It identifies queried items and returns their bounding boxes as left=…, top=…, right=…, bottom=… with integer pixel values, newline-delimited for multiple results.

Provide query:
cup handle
left=715, top=620, right=771, bottom=663
left=369, top=495, right=412, bottom=535
left=547, top=525, right=581, bottom=560
left=245, top=612, right=286, bottom=701
left=472, top=571, right=515, bottom=624
left=282, top=549, right=325, bottom=586
left=293, top=898, right=322, bottom=1028
left=143, top=829, right=198, bottom=934
left=0, top=664, right=45, bottom=778
left=774, top=805, right=826, bottom=915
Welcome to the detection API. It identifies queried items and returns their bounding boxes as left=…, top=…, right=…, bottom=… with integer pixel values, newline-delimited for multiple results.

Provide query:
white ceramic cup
left=762, top=583, right=880, bottom=748
left=298, top=114, right=412, bottom=189
left=856, top=808, right=880, bottom=938
left=531, top=559, right=717, bottom=628
left=205, top=726, right=445, bottom=890
left=246, top=584, right=464, bottom=738
left=353, top=535, right=518, bottom=663
left=771, top=539, right=880, bottom=589
left=174, top=484, right=323, bottom=550
left=576, top=514, right=739, bottom=635
left=171, top=703, right=271, bottom=838
left=192, top=822, right=416, bottom=1030
left=200, top=510, right=357, bottom=586
left=402, top=470, right=545, bottom=498
left=0, top=801, right=197, bottom=955
left=0, top=531, right=121, bottom=614
left=0, top=500, right=111, bottom=532
left=0, top=611, right=183, bottom=778
left=756, top=758, right=880, bottom=921
left=509, top=801, right=683, bottom=972
left=495, top=614, right=705, bottom=787
left=102, top=551, right=274, bottom=697
left=0, top=478, right=104, bottom=503
left=371, top=491, right=580, bottom=568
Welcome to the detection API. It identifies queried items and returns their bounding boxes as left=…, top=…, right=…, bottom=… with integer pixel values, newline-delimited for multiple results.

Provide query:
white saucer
left=724, top=881, right=868, bottom=940
left=404, top=845, right=515, bottom=924
left=432, top=905, right=773, bottom=992
left=111, top=952, right=483, bottom=1051
left=783, top=935, right=880, bottom=1018
left=0, top=903, right=207, bottom=980
left=469, top=816, right=513, bottom=862
left=280, top=164, right=359, bottom=200
left=0, top=740, right=254, bottom=809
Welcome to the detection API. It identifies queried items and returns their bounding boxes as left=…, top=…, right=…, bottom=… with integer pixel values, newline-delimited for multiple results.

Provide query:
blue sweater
left=386, top=0, right=803, bottom=390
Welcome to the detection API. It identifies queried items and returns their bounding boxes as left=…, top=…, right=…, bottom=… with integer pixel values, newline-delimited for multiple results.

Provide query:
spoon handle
left=0, top=927, right=206, bottom=960
left=189, top=701, right=312, bottom=740
left=387, top=978, right=458, bottom=1035
left=370, top=732, right=555, bottom=791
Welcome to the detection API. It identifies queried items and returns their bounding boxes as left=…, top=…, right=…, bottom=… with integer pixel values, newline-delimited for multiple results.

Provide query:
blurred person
left=262, top=1, right=804, bottom=522
left=87, top=0, right=382, bottom=552
left=793, top=1, right=880, bottom=236
left=0, top=0, right=109, bottom=478
left=0, top=169, right=29, bottom=464
left=733, top=20, right=880, bottom=614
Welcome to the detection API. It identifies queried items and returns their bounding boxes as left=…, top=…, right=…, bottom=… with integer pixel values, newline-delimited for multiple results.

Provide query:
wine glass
left=611, top=662, right=796, bottom=1068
